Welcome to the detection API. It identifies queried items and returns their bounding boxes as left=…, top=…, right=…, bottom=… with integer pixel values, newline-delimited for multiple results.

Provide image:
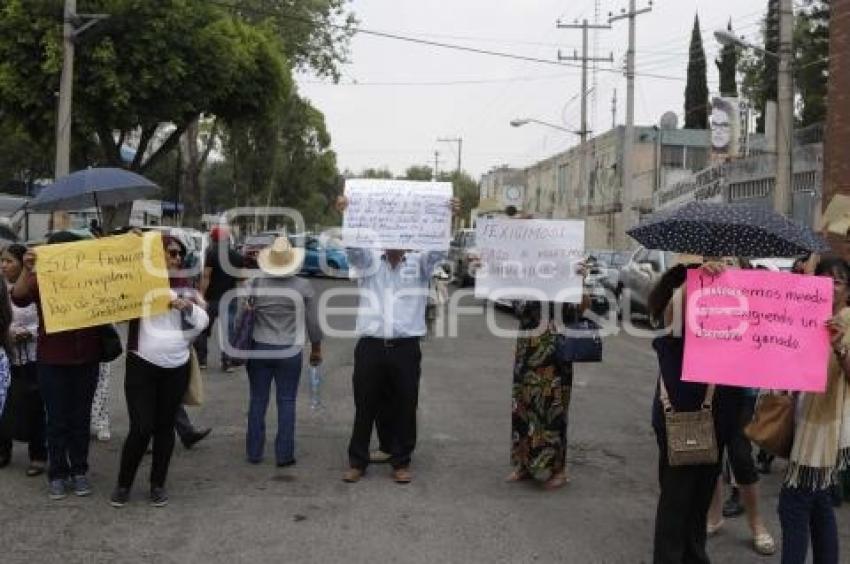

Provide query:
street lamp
left=510, top=118, right=579, bottom=134
left=714, top=8, right=793, bottom=218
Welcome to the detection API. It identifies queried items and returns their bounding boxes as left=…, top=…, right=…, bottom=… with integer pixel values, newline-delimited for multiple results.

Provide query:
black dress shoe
left=181, top=428, right=212, bottom=449
left=276, top=459, right=296, bottom=468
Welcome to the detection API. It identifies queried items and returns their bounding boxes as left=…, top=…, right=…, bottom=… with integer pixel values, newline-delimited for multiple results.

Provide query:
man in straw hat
left=336, top=195, right=460, bottom=484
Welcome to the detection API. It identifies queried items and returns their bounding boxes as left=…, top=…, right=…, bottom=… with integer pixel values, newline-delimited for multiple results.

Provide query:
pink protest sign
left=682, top=269, right=832, bottom=392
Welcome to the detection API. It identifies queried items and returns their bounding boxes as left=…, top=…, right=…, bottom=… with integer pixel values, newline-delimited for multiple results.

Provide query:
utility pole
left=822, top=0, right=850, bottom=257
left=53, top=0, right=107, bottom=229
left=612, top=88, right=618, bottom=129
left=433, top=150, right=441, bottom=180
left=437, top=137, right=463, bottom=174
left=774, top=0, right=794, bottom=217
left=610, top=0, right=652, bottom=246
left=557, top=19, right=613, bottom=216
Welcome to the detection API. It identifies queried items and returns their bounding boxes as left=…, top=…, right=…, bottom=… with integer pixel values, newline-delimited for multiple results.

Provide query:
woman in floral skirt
left=507, top=272, right=589, bottom=490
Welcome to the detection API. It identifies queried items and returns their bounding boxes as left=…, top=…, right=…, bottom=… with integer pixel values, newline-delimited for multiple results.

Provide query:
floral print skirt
left=511, top=328, right=573, bottom=479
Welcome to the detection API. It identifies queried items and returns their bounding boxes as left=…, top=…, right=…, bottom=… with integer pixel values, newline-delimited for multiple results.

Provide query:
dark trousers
left=117, top=354, right=189, bottom=490
left=724, top=394, right=759, bottom=486
left=37, top=363, right=99, bottom=481
left=194, top=300, right=235, bottom=366
left=653, top=445, right=721, bottom=564
left=348, top=337, right=421, bottom=470
left=778, top=486, right=839, bottom=564
left=0, top=363, right=46, bottom=462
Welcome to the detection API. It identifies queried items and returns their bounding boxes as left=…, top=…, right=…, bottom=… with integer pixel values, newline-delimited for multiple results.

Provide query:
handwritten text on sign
left=682, top=269, right=832, bottom=392
left=474, top=218, right=585, bottom=302
left=342, top=179, right=453, bottom=251
left=36, top=233, right=172, bottom=333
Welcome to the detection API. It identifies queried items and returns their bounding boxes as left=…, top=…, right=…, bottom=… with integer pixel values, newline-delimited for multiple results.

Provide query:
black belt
left=362, top=336, right=419, bottom=348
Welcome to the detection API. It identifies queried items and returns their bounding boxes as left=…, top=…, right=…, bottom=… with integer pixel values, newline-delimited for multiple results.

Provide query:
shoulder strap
left=659, top=374, right=715, bottom=413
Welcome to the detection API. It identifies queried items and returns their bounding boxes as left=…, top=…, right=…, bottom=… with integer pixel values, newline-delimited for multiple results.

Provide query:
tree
left=794, top=0, right=830, bottom=126
left=740, top=0, right=780, bottom=132
left=0, top=0, right=354, bottom=227
left=355, top=168, right=394, bottom=179
left=684, top=14, right=709, bottom=129
left=404, top=166, right=434, bottom=181
left=716, top=20, right=739, bottom=97
left=740, top=0, right=829, bottom=130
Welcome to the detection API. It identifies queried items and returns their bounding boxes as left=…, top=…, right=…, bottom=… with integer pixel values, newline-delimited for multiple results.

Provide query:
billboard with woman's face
left=710, top=97, right=740, bottom=159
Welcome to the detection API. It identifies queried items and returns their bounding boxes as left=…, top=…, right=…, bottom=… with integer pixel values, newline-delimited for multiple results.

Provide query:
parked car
left=618, top=247, right=676, bottom=320
left=590, top=250, right=633, bottom=296
left=240, top=233, right=277, bottom=269
left=449, top=228, right=478, bottom=286
left=293, top=234, right=349, bottom=277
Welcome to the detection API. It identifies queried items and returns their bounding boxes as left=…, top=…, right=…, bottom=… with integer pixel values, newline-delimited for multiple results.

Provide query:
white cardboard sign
left=342, top=179, right=453, bottom=251
left=474, top=217, right=585, bottom=303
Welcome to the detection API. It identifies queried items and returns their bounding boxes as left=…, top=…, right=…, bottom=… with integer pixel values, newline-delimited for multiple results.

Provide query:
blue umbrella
left=627, top=201, right=829, bottom=258
left=28, top=167, right=159, bottom=211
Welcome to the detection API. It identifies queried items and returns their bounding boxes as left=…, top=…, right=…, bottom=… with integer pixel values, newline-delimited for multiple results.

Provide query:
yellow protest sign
left=35, top=232, right=172, bottom=333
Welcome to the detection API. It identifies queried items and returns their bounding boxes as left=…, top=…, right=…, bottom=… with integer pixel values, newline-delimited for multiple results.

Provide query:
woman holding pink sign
left=777, top=257, right=850, bottom=564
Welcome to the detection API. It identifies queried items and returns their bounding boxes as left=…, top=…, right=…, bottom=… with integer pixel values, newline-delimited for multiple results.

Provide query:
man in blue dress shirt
left=337, top=195, right=458, bottom=484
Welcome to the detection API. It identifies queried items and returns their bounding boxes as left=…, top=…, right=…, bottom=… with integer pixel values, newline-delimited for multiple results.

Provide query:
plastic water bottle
left=308, top=364, right=323, bottom=411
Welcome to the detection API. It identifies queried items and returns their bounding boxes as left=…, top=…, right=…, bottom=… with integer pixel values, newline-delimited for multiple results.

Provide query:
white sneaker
left=97, top=429, right=111, bottom=442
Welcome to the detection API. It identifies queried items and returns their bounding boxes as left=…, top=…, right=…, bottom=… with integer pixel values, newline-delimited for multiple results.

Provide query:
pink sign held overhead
left=682, top=269, right=833, bottom=392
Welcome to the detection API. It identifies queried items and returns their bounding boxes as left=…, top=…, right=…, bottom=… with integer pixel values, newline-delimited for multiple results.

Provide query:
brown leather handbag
left=744, top=393, right=795, bottom=459
left=660, top=378, right=719, bottom=467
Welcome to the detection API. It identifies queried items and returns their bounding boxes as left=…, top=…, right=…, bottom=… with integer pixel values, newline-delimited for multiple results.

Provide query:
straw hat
left=257, top=236, right=304, bottom=277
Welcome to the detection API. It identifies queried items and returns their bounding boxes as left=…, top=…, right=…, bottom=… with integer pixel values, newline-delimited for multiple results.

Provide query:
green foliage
left=235, top=0, right=356, bottom=81
left=740, top=0, right=829, bottom=131
left=684, top=14, right=709, bottom=129
left=716, top=20, right=739, bottom=97
left=353, top=167, right=393, bottom=179
left=404, top=166, right=434, bottom=181
left=794, top=1, right=829, bottom=126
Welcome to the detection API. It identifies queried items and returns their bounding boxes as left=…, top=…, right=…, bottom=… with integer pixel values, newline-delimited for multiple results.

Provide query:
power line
left=301, top=72, right=580, bottom=87
left=205, top=0, right=685, bottom=81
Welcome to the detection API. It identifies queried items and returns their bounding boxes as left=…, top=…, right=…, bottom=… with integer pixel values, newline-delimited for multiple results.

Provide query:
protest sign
left=474, top=217, right=585, bottom=302
left=36, top=232, right=172, bottom=333
left=682, top=269, right=832, bottom=392
left=342, top=179, right=453, bottom=251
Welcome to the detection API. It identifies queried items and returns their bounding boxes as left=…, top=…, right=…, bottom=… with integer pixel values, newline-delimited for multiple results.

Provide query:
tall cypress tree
left=684, top=14, right=709, bottom=129
left=756, top=0, right=780, bottom=132
left=716, top=19, right=739, bottom=97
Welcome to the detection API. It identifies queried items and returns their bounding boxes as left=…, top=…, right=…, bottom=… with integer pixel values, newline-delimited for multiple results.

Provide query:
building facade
left=654, top=142, right=823, bottom=229
left=521, top=125, right=710, bottom=249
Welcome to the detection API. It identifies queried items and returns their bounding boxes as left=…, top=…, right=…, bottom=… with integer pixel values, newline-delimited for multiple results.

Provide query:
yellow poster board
left=36, top=232, right=172, bottom=334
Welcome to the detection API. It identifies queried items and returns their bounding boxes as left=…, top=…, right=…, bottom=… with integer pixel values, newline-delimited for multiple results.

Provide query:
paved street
left=1, top=278, right=847, bottom=563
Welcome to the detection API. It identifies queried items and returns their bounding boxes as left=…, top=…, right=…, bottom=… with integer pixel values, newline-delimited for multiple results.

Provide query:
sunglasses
left=167, top=249, right=185, bottom=258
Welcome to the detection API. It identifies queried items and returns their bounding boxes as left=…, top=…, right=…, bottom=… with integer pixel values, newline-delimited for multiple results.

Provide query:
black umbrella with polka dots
left=627, top=201, right=829, bottom=257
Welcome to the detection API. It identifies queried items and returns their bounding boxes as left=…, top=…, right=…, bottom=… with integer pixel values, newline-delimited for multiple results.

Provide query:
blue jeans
left=778, top=485, right=839, bottom=564
left=37, top=363, right=99, bottom=481
left=245, top=343, right=302, bottom=464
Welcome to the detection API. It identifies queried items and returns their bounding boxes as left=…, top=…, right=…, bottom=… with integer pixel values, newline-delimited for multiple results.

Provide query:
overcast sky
left=296, top=0, right=768, bottom=180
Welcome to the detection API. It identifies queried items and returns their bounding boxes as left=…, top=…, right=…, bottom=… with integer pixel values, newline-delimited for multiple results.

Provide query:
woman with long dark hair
left=110, top=233, right=209, bottom=508
left=12, top=231, right=102, bottom=500
left=0, top=244, right=45, bottom=476
left=648, top=259, right=735, bottom=563
left=778, top=257, right=850, bottom=563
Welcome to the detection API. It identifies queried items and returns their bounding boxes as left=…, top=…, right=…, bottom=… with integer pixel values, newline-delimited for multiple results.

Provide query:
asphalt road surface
left=0, top=278, right=847, bottom=563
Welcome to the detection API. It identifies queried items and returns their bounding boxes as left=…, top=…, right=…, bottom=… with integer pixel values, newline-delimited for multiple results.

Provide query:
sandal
left=505, top=468, right=532, bottom=482
left=543, top=471, right=570, bottom=490
left=706, top=519, right=725, bottom=536
left=753, top=532, right=776, bottom=556
left=26, top=462, right=46, bottom=477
